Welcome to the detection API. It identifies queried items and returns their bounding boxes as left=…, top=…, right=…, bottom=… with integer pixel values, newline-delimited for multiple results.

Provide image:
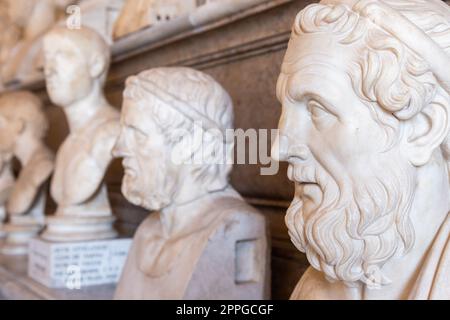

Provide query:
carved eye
left=308, top=101, right=336, bottom=128
left=130, top=125, right=148, bottom=143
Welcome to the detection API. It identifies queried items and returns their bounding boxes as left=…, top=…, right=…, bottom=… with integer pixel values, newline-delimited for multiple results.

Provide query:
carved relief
left=113, top=0, right=197, bottom=40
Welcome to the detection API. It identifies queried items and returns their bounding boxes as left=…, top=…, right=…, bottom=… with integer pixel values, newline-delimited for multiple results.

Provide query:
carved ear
left=405, top=102, right=449, bottom=166
left=89, top=53, right=106, bottom=79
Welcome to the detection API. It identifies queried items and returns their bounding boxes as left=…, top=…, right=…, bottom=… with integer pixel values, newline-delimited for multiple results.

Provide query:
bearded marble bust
left=41, top=26, right=119, bottom=242
left=0, top=91, right=54, bottom=254
left=113, top=67, right=269, bottom=300
left=271, top=0, right=450, bottom=300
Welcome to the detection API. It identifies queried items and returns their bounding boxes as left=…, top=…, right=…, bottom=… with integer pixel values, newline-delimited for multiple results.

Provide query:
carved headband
left=352, top=0, right=450, bottom=95
left=125, top=76, right=230, bottom=142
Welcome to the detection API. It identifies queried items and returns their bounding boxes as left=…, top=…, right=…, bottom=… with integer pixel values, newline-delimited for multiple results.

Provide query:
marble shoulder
left=210, top=197, right=267, bottom=238
left=291, top=267, right=354, bottom=300
left=135, top=212, right=160, bottom=234
left=92, top=115, right=120, bottom=140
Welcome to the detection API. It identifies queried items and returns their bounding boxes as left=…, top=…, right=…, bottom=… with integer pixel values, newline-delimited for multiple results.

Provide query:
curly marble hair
left=286, top=0, right=450, bottom=149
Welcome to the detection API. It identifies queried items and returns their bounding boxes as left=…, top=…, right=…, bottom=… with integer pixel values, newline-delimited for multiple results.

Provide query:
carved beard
left=122, top=159, right=177, bottom=212
left=286, top=155, right=416, bottom=288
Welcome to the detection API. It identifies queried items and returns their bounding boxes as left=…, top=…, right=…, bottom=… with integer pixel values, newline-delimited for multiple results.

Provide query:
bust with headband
left=41, top=26, right=120, bottom=242
left=113, top=67, right=269, bottom=299
left=271, top=0, right=450, bottom=299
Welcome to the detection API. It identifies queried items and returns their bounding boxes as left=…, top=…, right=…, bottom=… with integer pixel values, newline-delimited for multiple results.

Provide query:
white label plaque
left=28, top=238, right=132, bottom=289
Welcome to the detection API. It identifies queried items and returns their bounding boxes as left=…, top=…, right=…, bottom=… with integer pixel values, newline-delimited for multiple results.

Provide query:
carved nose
left=112, top=132, right=127, bottom=158
left=271, top=133, right=289, bottom=162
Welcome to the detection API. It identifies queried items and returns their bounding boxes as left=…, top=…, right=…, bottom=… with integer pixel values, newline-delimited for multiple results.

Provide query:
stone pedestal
left=41, top=215, right=117, bottom=242
left=1, top=191, right=47, bottom=256
left=28, top=238, right=131, bottom=289
left=0, top=216, right=44, bottom=256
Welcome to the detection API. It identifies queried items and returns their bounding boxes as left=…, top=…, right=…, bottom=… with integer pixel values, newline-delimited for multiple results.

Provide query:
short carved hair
left=0, top=91, right=48, bottom=139
left=44, top=26, right=111, bottom=83
left=124, top=67, right=234, bottom=191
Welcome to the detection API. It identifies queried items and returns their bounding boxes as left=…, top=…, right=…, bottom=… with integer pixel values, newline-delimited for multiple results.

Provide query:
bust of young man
left=0, top=91, right=54, bottom=254
left=113, top=67, right=269, bottom=300
left=41, top=26, right=119, bottom=242
left=271, top=0, right=450, bottom=299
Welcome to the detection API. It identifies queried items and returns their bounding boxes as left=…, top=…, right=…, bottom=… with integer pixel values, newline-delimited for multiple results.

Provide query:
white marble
left=113, top=67, right=269, bottom=300
left=0, top=91, right=54, bottom=255
left=271, top=0, right=450, bottom=300
left=41, top=26, right=119, bottom=242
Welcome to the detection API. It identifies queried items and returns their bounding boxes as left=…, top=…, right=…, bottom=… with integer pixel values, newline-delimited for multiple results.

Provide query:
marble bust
left=271, top=0, right=450, bottom=300
left=113, top=67, right=269, bottom=300
left=41, top=26, right=119, bottom=242
left=0, top=91, right=54, bottom=255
